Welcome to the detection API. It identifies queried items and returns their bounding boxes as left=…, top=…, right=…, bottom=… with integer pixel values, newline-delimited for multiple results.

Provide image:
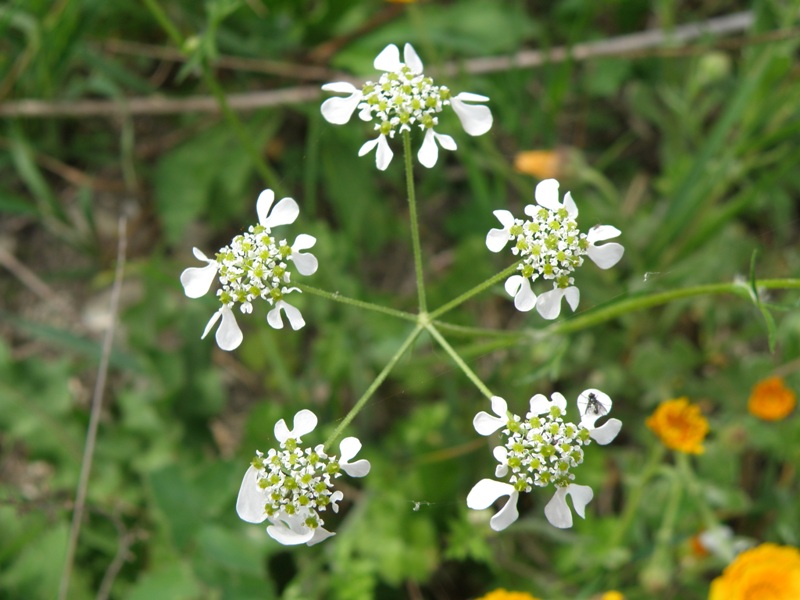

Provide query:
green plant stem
left=675, top=452, right=719, bottom=532
left=610, top=443, right=666, bottom=548
left=652, top=463, right=684, bottom=560
left=425, top=323, right=493, bottom=399
left=432, top=320, right=523, bottom=339
left=142, top=0, right=282, bottom=193
left=546, top=278, right=800, bottom=337
left=323, top=325, right=423, bottom=451
left=429, top=262, right=520, bottom=319
left=296, top=284, right=417, bottom=322
left=402, top=130, right=427, bottom=314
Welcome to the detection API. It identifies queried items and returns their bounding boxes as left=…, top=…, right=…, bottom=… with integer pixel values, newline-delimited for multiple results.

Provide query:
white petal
left=358, top=105, right=372, bottom=122
left=434, top=131, right=457, bottom=151
left=550, top=392, right=568, bottom=413
left=374, top=44, right=401, bottom=72
left=417, top=128, right=439, bottom=169
left=374, top=135, right=393, bottom=170
left=263, top=197, right=299, bottom=229
left=235, top=466, right=267, bottom=524
left=490, top=489, right=520, bottom=531
left=201, top=309, right=222, bottom=340
left=280, top=300, right=306, bottom=330
left=544, top=487, right=572, bottom=528
left=358, top=137, right=379, bottom=157
left=266, top=305, right=284, bottom=329
left=528, top=393, right=550, bottom=415
left=329, top=490, right=344, bottom=513
left=489, top=395, right=508, bottom=418
left=291, top=252, right=318, bottom=276
left=403, top=43, right=423, bottom=73
left=321, top=81, right=358, bottom=94
left=339, top=437, right=371, bottom=477
left=192, top=247, right=210, bottom=261
left=563, top=191, right=578, bottom=219
left=504, top=274, right=523, bottom=298
left=566, top=484, right=593, bottom=519
left=256, top=189, right=275, bottom=225
left=535, top=288, right=565, bottom=320
left=564, top=287, right=580, bottom=312
left=506, top=275, right=536, bottom=312
left=473, top=412, right=505, bottom=436
left=339, top=436, right=362, bottom=462
left=534, top=178, right=561, bottom=211
left=321, top=93, right=362, bottom=125
left=274, top=418, right=290, bottom=443
left=466, top=478, right=514, bottom=510
left=588, top=242, right=625, bottom=270
left=216, top=306, right=243, bottom=351
left=586, top=225, right=621, bottom=243
left=486, top=227, right=510, bottom=252
left=589, top=418, right=622, bottom=445
left=450, top=94, right=493, bottom=136
left=341, top=457, right=370, bottom=478
left=307, top=526, right=335, bottom=546
left=180, top=262, right=218, bottom=298
left=266, top=520, right=315, bottom=546
left=291, top=233, right=316, bottom=252
left=291, top=409, right=318, bottom=439
left=494, top=209, right=515, bottom=229
left=453, top=92, right=490, bottom=103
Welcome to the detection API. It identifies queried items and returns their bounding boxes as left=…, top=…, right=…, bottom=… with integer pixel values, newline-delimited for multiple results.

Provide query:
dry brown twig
left=0, top=12, right=762, bottom=119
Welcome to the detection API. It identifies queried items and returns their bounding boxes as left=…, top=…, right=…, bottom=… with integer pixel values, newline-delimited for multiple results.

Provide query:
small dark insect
left=583, top=392, right=608, bottom=417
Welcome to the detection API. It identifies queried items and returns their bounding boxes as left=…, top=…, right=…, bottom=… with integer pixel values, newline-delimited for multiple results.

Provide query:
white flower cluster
left=180, top=189, right=318, bottom=351
left=321, top=43, right=492, bottom=170
left=487, top=179, right=624, bottom=319
left=236, top=410, right=370, bottom=546
left=467, top=389, right=621, bottom=530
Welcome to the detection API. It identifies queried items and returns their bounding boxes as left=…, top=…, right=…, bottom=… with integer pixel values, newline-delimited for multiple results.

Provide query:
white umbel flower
left=180, top=189, right=318, bottom=351
left=321, top=43, right=492, bottom=170
left=236, top=409, right=370, bottom=546
left=486, top=178, right=624, bottom=319
left=467, top=388, right=621, bottom=530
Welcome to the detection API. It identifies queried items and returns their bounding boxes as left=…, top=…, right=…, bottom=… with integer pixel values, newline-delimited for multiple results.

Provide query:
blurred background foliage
left=0, top=0, right=799, bottom=599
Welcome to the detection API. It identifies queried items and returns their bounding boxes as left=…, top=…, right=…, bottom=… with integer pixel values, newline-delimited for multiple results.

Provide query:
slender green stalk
left=432, top=320, right=523, bottom=339
left=296, top=284, right=417, bottom=322
left=425, top=323, right=493, bottom=399
left=429, top=262, right=520, bottom=319
left=676, top=452, right=720, bottom=537
left=323, top=325, right=423, bottom=451
left=546, top=278, right=800, bottom=337
left=402, top=130, right=427, bottom=313
left=610, top=443, right=666, bottom=547
left=142, top=0, right=283, bottom=193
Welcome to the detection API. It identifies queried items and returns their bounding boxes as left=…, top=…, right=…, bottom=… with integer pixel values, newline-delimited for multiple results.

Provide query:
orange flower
left=709, top=543, right=800, bottom=600
left=646, top=397, right=709, bottom=454
left=513, top=149, right=562, bottom=180
left=475, top=590, right=541, bottom=600
left=748, top=377, right=796, bottom=421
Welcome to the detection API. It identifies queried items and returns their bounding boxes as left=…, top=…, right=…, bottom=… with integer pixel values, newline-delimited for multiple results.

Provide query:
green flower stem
left=323, top=325, right=423, bottom=451
left=432, top=320, right=523, bottom=339
left=610, top=443, right=666, bottom=548
left=652, top=463, right=684, bottom=561
left=296, top=284, right=417, bottom=322
left=142, top=0, right=283, bottom=194
left=425, top=323, right=494, bottom=400
left=429, top=262, right=520, bottom=320
left=402, top=130, right=427, bottom=314
left=545, top=278, right=800, bottom=337
left=675, top=452, right=721, bottom=539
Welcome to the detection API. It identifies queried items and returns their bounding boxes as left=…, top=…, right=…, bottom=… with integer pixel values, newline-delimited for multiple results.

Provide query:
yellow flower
left=646, top=397, right=709, bottom=454
left=475, top=590, right=541, bottom=600
left=600, top=592, right=625, bottom=600
left=748, top=377, right=796, bottom=421
left=513, top=149, right=563, bottom=180
left=709, top=543, right=800, bottom=600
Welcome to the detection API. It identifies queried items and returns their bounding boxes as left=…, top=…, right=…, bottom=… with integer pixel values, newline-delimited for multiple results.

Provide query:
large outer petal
left=266, top=519, right=316, bottom=546
left=291, top=409, right=318, bottom=439
left=417, top=128, right=439, bottom=169
left=589, top=418, right=622, bottom=445
left=588, top=242, right=624, bottom=270
left=473, top=395, right=508, bottom=435
left=563, top=191, right=578, bottom=219
left=290, top=234, right=318, bottom=276
left=267, top=300, right=306, bottom=331
left=374, top=44, right=402, bottom=71
left=321, top=91, right=362, bottom=125
left=359, top=135, right=394, bottom=170
left=576, top=388, right=613, bottom=425
left=534, top=178, right=561, bottom=211
left=208, top=306, right=243, bottom=351
left=504, top=275, right=536, bottom=312
left=339, top=437, right=371, bottom=477
left=466, top=479, right=519, bottom=531
left=263, top=197, right=299, bottom=229
left=451, top=93, right=493, bottom=136
left=256, top=189, right=275, bottom=225
left=485, top=210, right=514, bottom=252
left=180, top=260, right=218, bottom=298
left=235, top=466, right=267, bottom=523
left=535, top=288, right=564, bottom=320
left=403, top=43, right=423, bottom=73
